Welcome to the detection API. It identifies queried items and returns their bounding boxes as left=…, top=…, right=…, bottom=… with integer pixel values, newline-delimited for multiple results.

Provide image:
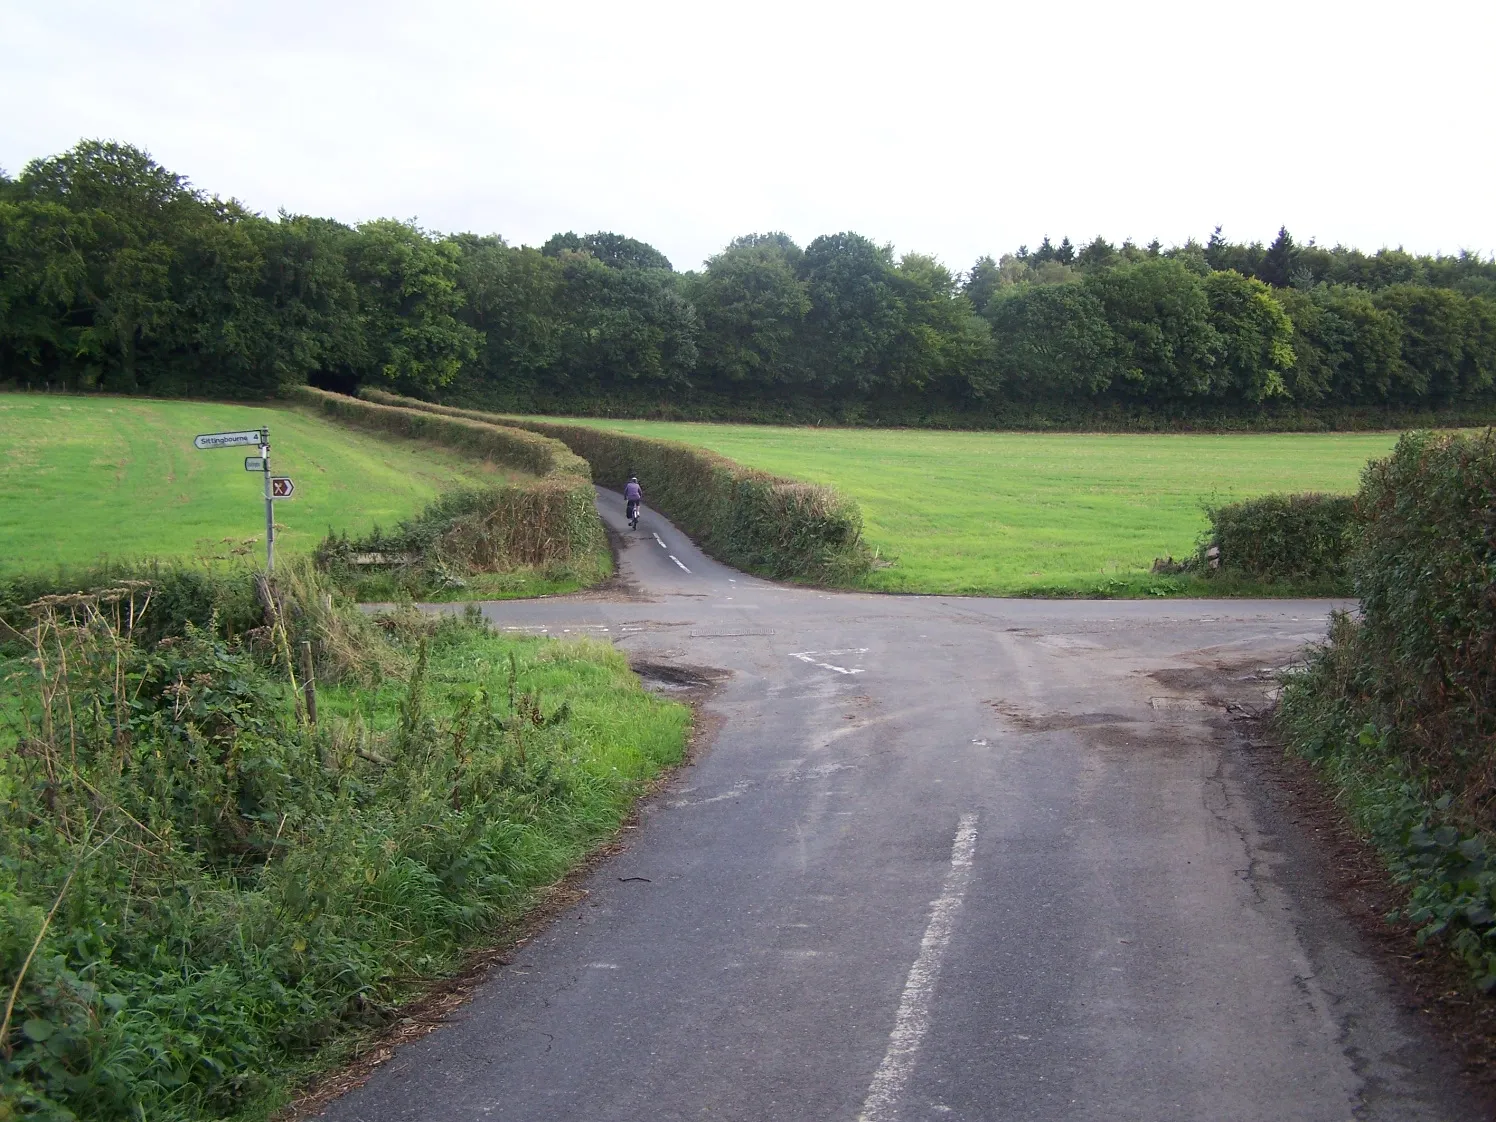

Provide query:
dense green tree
left=1084, top=258, right=1221, bottom=400
left=550, top=251, right=698, bottom=389
left=1374, top=284, right=1492, bottom=403
left=1202, top=270, right=1294, bottom=401
left=962, top=255, right=1002, bottom=316
left=1277, top=285, right=1404, bottom=403
left=451, top=237, right=564, bottom=397
left=1076, top=237, right=1117, bottom=271
left=886, top=253, right=993, bottom=395
left=690, top=234, right=809, bottom=385
left=541, top=230, right=672, bottom=271
left=985, top=282, right=1119, bottom=399
left=252, top=215, right=367, bottom=394
left=796, top=232, right=905, bottom=392
left=1257, top=226, right=1298, bottom=288
left=343, top=219, right=478, bottom=393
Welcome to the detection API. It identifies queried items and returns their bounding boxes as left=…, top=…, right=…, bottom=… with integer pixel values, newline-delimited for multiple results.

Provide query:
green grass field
left=550, top=418, right=1404, bottom=594
left=0, top=394, right=526, bottom=573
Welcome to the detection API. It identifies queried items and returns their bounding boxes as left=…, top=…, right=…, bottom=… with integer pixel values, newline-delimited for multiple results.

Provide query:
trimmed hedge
left=291, top=386, right=590, bottom=480
left=1278, top=430, right=1496, bottom=986
left=1352, top=430, right=1496, bottom=824
left=1204, top=492, right=1356, bottom=585
left=291, top=387, right=602, bottom=576
left=317, top=479, right=603, bottom=585
left=358, top=389, right=872, bottom=584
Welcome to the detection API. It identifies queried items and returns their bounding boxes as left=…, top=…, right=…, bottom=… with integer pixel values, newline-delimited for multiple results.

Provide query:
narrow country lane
left=319, top=489, right=1476, bottom=1122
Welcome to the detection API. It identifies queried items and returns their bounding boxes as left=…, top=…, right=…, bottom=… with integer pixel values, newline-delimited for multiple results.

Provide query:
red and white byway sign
left=271, top=477, right=295, bottom=499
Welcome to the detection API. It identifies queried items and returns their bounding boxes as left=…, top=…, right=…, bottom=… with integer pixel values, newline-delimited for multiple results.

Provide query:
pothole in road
left=631, top=660, right=729, bottom=697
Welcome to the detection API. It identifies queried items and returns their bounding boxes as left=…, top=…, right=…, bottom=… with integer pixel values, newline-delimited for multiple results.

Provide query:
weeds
left=0, top=568, right=688, bottom=1120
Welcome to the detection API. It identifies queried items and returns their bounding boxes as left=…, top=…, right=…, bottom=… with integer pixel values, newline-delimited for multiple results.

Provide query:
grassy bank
left=0, top=394, right=528, bottom=573
left=0, top=569, right=688, bottom=1120
left=528, top=418, right=1397, bottom=595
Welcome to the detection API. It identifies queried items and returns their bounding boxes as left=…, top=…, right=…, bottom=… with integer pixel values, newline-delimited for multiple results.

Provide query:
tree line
left=3, top=140, right=1494, bottom=419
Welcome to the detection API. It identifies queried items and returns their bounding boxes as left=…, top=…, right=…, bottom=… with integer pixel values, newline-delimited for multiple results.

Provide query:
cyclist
left=624, top=475, right=643, bottom=528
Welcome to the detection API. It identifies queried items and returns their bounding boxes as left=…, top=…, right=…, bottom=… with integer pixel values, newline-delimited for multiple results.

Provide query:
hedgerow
left=290, top=387, right=603, bottom=591
left=290, top=386, right=589, bottom=480
left=1278, top=430, right=1496, bottom=987
left=357, top=389, right=872, bottom=584
left=1202, top=492, right=1355, bottom=588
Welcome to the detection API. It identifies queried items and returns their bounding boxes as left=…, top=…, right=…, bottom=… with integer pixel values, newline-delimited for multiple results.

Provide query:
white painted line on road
left=653, top=533, right=668, bottom=549
left=669, top=555, right=691, bottom=573
left=858, top=814, right=979, bottom=1122
left=789, top=652, right=865, bottom=675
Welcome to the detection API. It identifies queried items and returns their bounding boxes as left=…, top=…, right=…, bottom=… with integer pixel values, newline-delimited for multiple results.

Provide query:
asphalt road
left=322, top=489, right=1476, bottom=1122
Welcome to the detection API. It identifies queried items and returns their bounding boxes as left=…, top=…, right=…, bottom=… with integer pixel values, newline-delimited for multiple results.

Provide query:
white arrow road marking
left=669, top=555, right=691, bottom=573
left=858, top=814, right=979, bottom=1122
left=788, top=652, right=865, bottom=675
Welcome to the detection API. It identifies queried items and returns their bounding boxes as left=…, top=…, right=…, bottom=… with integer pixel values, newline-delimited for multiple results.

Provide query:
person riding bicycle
left=624, top=476, right=643, bottom=526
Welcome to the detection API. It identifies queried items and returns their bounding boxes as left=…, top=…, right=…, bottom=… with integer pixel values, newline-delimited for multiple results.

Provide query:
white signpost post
left=193, top=426, right=292, bottom=572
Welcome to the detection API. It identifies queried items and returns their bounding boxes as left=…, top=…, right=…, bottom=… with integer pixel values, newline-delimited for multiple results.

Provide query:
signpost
left=194, top=425, right=288, bottom=571
left=193, top=430, right=262, bottom=450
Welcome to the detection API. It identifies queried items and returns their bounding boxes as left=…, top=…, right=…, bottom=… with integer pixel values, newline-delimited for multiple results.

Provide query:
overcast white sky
left=3, top=0, right=1493, bottom=271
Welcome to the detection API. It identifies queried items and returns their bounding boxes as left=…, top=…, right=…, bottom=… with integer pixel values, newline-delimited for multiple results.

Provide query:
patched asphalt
left=318, top=489, right=1478, bottom=1122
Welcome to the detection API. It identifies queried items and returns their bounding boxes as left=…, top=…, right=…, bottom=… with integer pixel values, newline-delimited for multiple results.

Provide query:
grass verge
left=0, top=568, right=688, bottom=1121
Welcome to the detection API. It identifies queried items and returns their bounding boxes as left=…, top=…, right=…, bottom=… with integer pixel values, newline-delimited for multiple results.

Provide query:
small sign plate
left=244, top=456, right=266, bottom=472
left=270, top=476, right=295, bottom=499
left=194, top=430, right=262, bottom=450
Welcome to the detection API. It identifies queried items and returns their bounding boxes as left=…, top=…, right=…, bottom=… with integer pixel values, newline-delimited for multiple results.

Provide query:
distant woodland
left=3, top=141, right=1494, bottom=426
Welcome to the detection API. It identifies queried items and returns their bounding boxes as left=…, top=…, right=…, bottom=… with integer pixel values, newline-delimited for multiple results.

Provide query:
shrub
left=358, top=389, right=873, bottom=583
left=1350, top=429, right=1496, bottom=825
left=1203, top=492, right=1355, bottom=585
left=1277, top=430, right=1496, bottom=987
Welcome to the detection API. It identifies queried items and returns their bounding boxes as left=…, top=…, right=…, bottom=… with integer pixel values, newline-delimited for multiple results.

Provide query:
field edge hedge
left=356, top=388, right=873, bottom=584
left=290, top=387, right=604, bottom=582
left=1201, top=492, right=1356, bottom=589
left=1277, top=429, right=1496, bottom=988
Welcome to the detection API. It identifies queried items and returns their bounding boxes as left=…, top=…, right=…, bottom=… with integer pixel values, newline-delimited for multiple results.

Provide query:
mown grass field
left=548, top=418, right=1403, bottom=594
left=0, top=394, right=528, bottom=573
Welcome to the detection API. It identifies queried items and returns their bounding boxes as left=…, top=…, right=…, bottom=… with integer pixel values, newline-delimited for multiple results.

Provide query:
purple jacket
left=624, top=481, right=642, bottom=502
